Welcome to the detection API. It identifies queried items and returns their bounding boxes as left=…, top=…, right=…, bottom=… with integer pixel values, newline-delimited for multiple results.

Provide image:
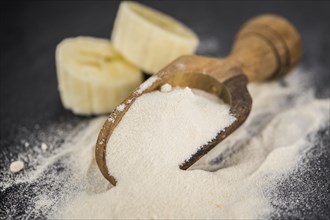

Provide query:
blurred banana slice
left=56, top=36, right=143, bottom=115
left=111, top=1, right=199, bottom=74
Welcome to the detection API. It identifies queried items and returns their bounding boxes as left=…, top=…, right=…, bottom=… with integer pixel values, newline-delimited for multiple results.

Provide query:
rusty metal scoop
left=96, top=14, right=302, bottom=185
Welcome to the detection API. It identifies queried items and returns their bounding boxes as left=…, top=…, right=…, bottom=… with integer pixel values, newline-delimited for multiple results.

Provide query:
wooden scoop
left=96, top=14, right=302, bottom=185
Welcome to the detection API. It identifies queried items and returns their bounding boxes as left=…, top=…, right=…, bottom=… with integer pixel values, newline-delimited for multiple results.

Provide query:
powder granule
left=9, top=160, right=24, bottom=173
left=160, top=83, right=172, bottom=92
left=41, top=143, right=48, bottom=151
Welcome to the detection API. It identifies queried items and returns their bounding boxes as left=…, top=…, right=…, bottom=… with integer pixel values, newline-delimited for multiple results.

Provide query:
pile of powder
left=1, top=68, right=329, bottom=219
left=60, top=70, right=329, bottom=219
left=106, top=86, right=236, bottom=180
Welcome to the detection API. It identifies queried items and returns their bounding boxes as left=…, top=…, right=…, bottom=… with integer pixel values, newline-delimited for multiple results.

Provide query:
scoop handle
left=230, top=14, right=302, bottom=81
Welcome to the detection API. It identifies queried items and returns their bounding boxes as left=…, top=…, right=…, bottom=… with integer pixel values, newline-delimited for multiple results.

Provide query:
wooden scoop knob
left=231, top=14, right=302, bottom=81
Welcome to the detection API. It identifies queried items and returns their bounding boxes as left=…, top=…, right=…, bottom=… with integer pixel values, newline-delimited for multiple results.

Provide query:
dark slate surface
left=0, top=1, right=329, bottom=219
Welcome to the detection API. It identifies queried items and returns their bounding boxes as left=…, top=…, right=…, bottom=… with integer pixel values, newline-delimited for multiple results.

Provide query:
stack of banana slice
left=56, top=1, right=199, bottom=115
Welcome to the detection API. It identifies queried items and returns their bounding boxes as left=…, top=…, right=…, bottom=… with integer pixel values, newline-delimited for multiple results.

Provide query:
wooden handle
left=230, top=14, right=302, bottom=81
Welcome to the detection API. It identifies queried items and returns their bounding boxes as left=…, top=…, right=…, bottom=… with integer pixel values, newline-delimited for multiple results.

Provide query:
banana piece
left=56, top=36, right=143, bottom=115
left=111, top=1, right=199, bottom=74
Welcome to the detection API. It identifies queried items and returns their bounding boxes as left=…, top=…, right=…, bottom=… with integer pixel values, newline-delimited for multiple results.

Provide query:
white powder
left=41, top=143, right=48, bottom=151
left=116, top=104, right=126, bottom=112
left=1, top=69, right=329, bottom=219
left=135, top=75, right=160, bottom=94
left=106, top=87, right=235, bottom=181
left=9, top=160, right=24, bottom=173
left=60, top=70, right=329, bottom=219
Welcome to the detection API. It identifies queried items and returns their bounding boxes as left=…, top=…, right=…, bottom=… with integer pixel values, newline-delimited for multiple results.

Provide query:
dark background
left=0, top=0, right=329, bottom=218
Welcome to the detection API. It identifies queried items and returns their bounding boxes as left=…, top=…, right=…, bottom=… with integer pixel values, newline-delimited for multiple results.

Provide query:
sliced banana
left=111, top=1, right=199, bottom=74
left=56, top=36, right=143, bottom=115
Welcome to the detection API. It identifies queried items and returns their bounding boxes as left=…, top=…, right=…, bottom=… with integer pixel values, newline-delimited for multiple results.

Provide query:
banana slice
left=111, top=1, right=199, bottom=74
left=56, top=36, right=143, bottom=115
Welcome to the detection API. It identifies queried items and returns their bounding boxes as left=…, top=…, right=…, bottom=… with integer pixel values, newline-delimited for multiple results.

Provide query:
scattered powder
left=135, top=75, right=160, bottom=94
left=116, top=104, right=126, bottom=112
left=0, top=68, right=329, bottom=219
left=9, top=161, right=24, bottom=173
left=160, top=83, right=173, bottom=92
left=107, top=117, right=115, bottom=123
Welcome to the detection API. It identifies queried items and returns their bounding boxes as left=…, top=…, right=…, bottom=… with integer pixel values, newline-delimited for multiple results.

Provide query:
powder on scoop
left=106, top=87, right=236, bottom=181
